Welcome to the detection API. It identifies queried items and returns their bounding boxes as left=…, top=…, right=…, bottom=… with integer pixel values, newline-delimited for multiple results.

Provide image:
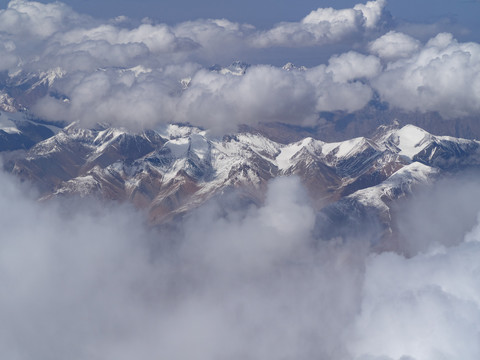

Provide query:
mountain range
left=2, top=108, right=480, bottom=247
left=2, top=64, right=480, bottom=247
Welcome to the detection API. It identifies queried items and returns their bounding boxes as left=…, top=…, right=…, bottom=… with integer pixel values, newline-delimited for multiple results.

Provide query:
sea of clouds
left=2, top=169, right=480, bottom=360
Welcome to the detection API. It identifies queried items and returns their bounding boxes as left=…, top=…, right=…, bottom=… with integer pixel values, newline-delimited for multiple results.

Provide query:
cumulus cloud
left=175, top=66, right=319, bottom=130
left=2, top=167, right=480, bottom=359
left=58, top=23, right=199, bottom=54
left=0, top=0, right=387, bottom=75
left=0, top=0, right=391, bottom=131
left=305, top=64, right=374, bottom=114
left=326, top=51, right=382, bottom=82
left=32, top=61, right=375, bottom=132
left=369, top=31, right=420, bottom=60
left=0, top=0, right=87, bottom=39
left=352, top=0, right=387, bottom=28
left=251, top=0, right=387, bottom=48
left=372, top=32, right=480, bottom=118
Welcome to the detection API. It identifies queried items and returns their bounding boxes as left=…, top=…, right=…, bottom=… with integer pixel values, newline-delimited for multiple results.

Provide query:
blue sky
left=0, top=0, right=479, bottom=40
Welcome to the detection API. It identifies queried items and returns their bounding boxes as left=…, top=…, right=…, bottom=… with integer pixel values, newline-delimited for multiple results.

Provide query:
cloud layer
left=2, top=169, right=480, bottom=359
left=31, top=56, right=376, bottom=132
left=1, top=0, right=480, bottom=132
left=0, top=0, right=386, bottom=131
left=0, top=0, right=387, bottom=72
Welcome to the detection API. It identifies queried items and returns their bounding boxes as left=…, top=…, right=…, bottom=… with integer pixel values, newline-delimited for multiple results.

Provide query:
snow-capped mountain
left=5, top=119, right=480, bottom=235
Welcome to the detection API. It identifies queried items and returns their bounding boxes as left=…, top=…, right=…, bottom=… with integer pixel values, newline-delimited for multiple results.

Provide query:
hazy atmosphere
left=1, top=1, right=480, bottom=359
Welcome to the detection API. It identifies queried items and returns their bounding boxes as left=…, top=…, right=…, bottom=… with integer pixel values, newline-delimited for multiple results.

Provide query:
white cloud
left=0, top=0, right=388, bottom=75
left=2, top=0, right=480, bottom=132
left=32, top=68, right=180, bottom=129
left=42, top=40, right=151, bottom=72
left=174, top=18, right=254, bottom=62
left=182, top=177, right=316, bottom=274
left=0, top=0, right=389, bottom=131
left=305, top=63, right=375, bottom=113
left=372, top=33, right=480, bottom=118
left=0, top=40, right=18, bottom=71
left=353, top=0, right=387, bottom=29
left=3, top=167, right=480, bottom=359
left=347, top=174, right=480, bottom=359
left=327, top=51, right=382, bottom=82
left=175, top=66, right=319, bottom=131
left=350, top=241, right=480, bottom=360
left=0, top=172, right=361, bottom=359
left=369, top=31, right=421, bottom=60
left=32, top=61, right=375, bottom=132
left=251, top=0, right=386, bottom=48
left=58, top=23, right=199, bottom=54
left=0, top=0, right=87, bottom=39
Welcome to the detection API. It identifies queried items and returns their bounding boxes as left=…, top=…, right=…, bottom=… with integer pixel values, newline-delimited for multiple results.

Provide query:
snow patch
left=189, top=133, right=210, bottom=161
left=277, top=138, right=321, bottom=170
left=157, top=124, right=203, bottom=139
left=165, top=137, right=189, bottom=158
left=93, top=128, right=126, bottom=153
left=322, top=137, right=367, bottom=158
left=392, top=125, right=432, bottom=159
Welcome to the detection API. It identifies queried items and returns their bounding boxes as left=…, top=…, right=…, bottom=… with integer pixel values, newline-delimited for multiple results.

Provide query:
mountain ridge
left=3, top=116, right=479, bottom=239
